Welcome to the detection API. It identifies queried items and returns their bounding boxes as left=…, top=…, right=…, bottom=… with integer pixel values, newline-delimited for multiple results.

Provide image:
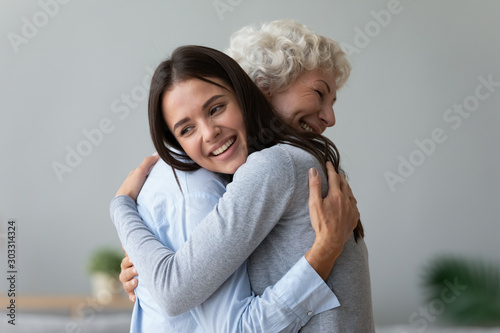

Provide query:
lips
left=211, top=136, right=236, bottom=156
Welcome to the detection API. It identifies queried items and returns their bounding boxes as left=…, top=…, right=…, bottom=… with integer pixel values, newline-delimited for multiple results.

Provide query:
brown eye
left=180, top=126, right=193, bottom=136
left=210, top=105, right=223, bottom=116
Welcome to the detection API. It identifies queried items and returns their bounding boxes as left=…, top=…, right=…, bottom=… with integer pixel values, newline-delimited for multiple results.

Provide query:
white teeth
left=212, top=137, right=235, bottom=156
left=300, top=121, right=313, bottom=132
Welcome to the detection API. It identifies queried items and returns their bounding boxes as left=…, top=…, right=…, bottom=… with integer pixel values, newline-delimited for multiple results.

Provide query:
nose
left=318, top=105, right=336, bottom=128
left=201, top=121, right=220, bottom=142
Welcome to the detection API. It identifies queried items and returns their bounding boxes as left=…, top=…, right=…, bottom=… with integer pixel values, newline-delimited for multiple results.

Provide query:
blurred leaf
left=87, top=247, right=123, bottom=277
left=421, top=255, right=500, bottom=326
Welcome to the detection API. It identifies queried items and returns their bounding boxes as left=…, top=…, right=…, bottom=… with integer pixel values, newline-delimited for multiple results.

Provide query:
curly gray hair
left=226, top=19, right=351, bottom=93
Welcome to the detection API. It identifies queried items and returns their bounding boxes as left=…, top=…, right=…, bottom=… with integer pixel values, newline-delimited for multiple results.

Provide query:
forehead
left=162, top=78, right=233, bottom=128
left=298, top=69, right=337, bottom=88
left=163, top=78, right=226, bottom=110
left=165, top=77, right=227, bottom=101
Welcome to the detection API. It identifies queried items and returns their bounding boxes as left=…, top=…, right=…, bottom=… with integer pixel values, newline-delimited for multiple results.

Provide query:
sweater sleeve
left=110, top=146, right=297, bottom=316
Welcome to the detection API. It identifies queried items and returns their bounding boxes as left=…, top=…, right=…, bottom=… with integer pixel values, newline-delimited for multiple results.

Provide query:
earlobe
left=256, top=78, right=272, bottom=99
left=259, top=86, right=272, bottom=102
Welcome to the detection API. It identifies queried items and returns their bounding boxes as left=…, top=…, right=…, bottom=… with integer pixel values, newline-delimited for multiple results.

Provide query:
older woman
left=116, top=20, right=373, bottom=332
left=227, top=19, right=346, bottom=135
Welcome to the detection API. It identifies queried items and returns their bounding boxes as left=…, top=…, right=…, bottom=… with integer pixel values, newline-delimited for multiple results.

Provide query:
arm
left=192, top=258, right=338, bottom=333
left=161, top=180, right=341, bottom=332
left=111, top=148, right=297, bottom=316
left=117, top=161, right=359, bottom=301
left=116, top=159, right=355, bottom=333
left=117, top=247, right=339, bottom=332
left=111, top=148, right=358, bottom=317
left=185, top=168, right=345, bottom=333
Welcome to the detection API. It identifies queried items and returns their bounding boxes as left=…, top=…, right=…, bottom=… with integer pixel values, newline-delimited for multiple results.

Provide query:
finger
left=128, top=288, right=137, bottom=303
left=122, top=246, right=128, bottom=257
left=120, top=256, right=132, bottom=270
left=308, top=168, right=322, bottom=210
left=125, top=278, right=138, bottom=295
left=125, top=266, right=138, bottom=280
left=120, top=266, right=138, bottom=284
left=115, top=155, right=160, bottom=200
left=121, top=256, right=133, bottom=269
left=137, top=154, right=160, bottom=177
left=325, top=161, right=341, bottom=196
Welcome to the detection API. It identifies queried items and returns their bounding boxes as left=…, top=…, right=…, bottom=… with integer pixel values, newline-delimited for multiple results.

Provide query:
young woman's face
left=163, top=78, right=248, bottom=175
left=268, top=69, right=337, bottom=134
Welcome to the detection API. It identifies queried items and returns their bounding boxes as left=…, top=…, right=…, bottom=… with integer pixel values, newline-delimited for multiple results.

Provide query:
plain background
left=0, top=0, right=499, bottom=326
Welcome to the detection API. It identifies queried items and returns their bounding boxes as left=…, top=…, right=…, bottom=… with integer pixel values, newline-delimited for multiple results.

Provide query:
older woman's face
left=268, top=69, right=337, bottom=134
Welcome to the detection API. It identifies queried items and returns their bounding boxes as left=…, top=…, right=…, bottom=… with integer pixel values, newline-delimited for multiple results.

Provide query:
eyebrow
left=316, top=80, right=331, bottom=94
left=202, top=94, right=224, bottom=110
left=172, top=95, right=225, bottom=132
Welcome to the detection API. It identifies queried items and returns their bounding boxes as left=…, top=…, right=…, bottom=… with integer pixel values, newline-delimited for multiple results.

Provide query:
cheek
left=272, top=106, right=294, bottom=124
left=298, top=101, right=319, bottom=119
left=274, top=95, right=305, bottom=122
left=231, top=110, right=246, bottom=135
left=179, top=139, right=199, bottom=159
left=270, top=94, right=291, bottom=116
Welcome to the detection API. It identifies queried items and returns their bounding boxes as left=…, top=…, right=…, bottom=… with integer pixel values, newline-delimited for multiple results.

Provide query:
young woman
left=122, top=18, right=367, bottom=291
left=112, top=44, right=373, bottom=332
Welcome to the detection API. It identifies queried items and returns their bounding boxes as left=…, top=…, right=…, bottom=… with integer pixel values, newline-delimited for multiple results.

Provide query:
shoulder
left=279, top=143, right=320, bottom=166
left=235, top=144, right=295, bottom=179
left=181, top=168, right=228, bottom=197
left=138, top=159, right=228, bottom=205
left=230, top=143, right=321, bottom=193
left=244, top=144, right=300, bottom=168
left=240, top=144, right=319, bottom=176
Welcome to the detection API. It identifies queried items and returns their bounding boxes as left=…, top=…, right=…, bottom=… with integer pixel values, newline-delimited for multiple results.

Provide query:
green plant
left=87, top=247, right=123, bottom=277
left=421, top=255, right=500, bottom=326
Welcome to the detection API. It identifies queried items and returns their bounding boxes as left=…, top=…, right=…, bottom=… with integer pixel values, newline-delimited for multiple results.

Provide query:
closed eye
left=315, top=90, right=324, bottom=99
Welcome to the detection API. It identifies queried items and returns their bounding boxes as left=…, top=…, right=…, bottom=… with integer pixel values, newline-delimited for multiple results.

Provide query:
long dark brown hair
left=148, top=45, right=363, bottom=241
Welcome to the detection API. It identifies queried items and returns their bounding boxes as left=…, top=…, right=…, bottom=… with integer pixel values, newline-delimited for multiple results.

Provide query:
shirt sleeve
left=110, top=146, right=321, bottom=316
left=191, top=257, right=339, bottom=333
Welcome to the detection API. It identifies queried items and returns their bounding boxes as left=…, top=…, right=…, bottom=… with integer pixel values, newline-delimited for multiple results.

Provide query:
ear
left=260, top=87, right=272, bottom=101
left=256, top=79, right=272, bottom=100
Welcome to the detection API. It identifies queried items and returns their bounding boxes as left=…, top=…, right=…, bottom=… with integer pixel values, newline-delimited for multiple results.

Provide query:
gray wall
left=1, top=0, right=498, bottom=325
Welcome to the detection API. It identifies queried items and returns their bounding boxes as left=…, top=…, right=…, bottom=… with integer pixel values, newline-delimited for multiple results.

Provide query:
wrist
left=305, top=238, right=343, bottom=280
left=313, top=237, right=343, bottom=262
left=315, top=232, right=344, bottom=255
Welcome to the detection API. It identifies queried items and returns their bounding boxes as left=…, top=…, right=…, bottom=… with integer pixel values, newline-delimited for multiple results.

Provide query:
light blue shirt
left=124, top=159, right=340, bottom=332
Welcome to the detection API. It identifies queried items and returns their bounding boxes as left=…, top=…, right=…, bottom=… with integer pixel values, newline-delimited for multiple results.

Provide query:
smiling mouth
left=211, top=137, right=236, bottom=156
left=299, top=120, right=314, bottom=133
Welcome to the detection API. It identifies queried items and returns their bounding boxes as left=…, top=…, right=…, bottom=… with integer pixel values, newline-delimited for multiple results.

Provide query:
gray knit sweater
left=111, top=143, right=374, bottom=332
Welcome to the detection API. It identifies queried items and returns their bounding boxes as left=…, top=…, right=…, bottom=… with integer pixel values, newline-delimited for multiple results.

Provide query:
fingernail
left=152, top=152, right=158, bottom=156
left=133, top=268, right=137, bottom=274
left=309, top=168, right=318, bottom=178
